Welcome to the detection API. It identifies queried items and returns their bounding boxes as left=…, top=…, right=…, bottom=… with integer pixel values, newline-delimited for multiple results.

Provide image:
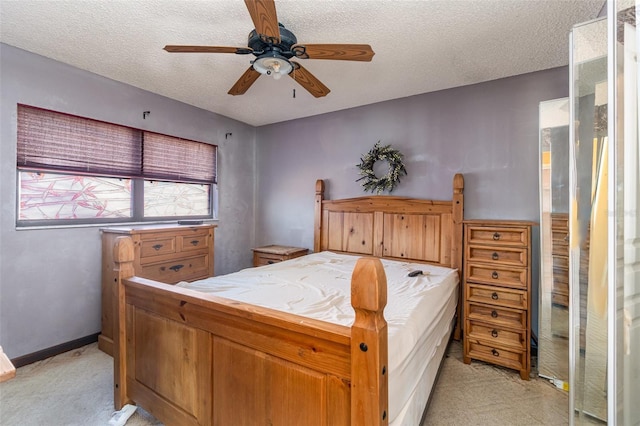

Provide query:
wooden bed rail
left=112, top=236, right=390, bottom=425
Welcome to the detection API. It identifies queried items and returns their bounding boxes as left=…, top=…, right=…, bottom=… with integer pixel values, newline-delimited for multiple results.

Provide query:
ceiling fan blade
left=289, top=62, right=330, bottom=98
left=164, top=45, right=253, bottom=54
left=292, top=44, right=375, bottom=62
left=228, top=66, right=262, bottom=96
left=244, top=0, right=281, bottom=44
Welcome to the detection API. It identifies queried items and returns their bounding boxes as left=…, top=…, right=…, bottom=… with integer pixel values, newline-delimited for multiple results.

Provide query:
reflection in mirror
left=538, top=98, right=570, bottom=389
left=570, top=17, right=608, bottom=424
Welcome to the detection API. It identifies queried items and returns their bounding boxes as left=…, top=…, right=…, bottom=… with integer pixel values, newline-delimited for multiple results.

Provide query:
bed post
left=350, top=257, right=389, bottom=426
left=314, top=179, right=325, bottom=253
left=452, top=173, right=465, bottom=340
left=113, top=236, right=135, bottom=410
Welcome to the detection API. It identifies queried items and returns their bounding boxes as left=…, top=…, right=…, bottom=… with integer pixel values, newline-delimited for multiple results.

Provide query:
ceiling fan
left=163, top=0, right=375, bottom=98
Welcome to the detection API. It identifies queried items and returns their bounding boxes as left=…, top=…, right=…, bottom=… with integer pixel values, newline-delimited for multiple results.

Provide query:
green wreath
left=356, top=141, right=408, bottom=194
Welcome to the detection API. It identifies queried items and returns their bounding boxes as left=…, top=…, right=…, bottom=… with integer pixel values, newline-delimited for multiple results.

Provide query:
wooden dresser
left=252, top=245, right=309, bottom=267
left=463, top=220, right=534, bottom=380
left=550, top=213, right=569, bottom=307
left=98, top=223, right=216, bottom=355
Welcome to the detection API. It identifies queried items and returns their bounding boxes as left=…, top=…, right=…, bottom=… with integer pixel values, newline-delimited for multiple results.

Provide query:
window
left=19, top=172, right=132, bottom=220
left=16, top=105, right=217, bottom=226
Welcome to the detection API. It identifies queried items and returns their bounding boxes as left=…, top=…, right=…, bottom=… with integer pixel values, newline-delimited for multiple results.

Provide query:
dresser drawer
left=552, top=231, right=569, bottom=256
left=466, top=245, right=528, bottom=267
left=553, top=255, right=569, bottom=270
left=254, top=253, right=285, bottom=266
left=465, top=263, right=527, bottom=289
left=552, top=291, right=569, bottom=307
left=553, top=271, right=569, bottom=288
left=177, top=230, right=211, bottom=253
left=467, top=302, right=526, bottom=330
left=139, top=254, right=211, bottom=284
left=551, top=213, right=569, bottom=230
left=466, top=283, right=528, bottom=310
left=139, top=236, right=177, bottom=259
left=466, top=320, right=526, bottom=351
left=466, top=225, right=528, bottom=247
left=466, top=341, right=526, bottom=372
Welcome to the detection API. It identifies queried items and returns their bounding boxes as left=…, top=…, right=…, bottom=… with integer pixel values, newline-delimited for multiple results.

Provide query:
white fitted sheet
left=178, top=251, right=458, bottom=423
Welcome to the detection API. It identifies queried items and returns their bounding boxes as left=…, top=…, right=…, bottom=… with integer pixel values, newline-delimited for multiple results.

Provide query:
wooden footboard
left=112, top=173, right=464, bottom=424
left=113, top=236, right=389, bottom=425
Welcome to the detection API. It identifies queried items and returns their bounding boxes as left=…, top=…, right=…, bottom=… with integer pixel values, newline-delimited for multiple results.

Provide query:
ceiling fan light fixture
left=253, top=52, right=292, bottom=79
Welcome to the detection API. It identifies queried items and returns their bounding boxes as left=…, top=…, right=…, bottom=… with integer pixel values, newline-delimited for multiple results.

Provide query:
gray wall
left=0, top=44, right=256, bottom=359
left=255, top=66, right=570, bottom=336
left=0, top=42, right=569, bottom=358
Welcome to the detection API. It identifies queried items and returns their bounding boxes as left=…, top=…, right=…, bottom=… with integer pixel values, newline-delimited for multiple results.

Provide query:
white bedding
left=177, top=251, right=458, bottom=424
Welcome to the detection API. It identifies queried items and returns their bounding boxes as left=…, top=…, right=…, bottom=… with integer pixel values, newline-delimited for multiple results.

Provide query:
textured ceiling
left=0, top=0, right=604, bottom=127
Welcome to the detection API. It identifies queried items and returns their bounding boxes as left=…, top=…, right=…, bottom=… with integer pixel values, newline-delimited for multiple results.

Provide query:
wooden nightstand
left=252, top=245, right=309, bottom=267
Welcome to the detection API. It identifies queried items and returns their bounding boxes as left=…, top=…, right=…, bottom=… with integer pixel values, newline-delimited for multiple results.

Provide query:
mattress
left=178, top=251, right=458, bottom=424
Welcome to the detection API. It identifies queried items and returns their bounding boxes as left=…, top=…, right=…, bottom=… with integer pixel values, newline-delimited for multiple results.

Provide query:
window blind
left=143, top=132, right=217, bottom=184
left=17, top=105, right=142, bottom=177
left=16, top=105, right=217, bottom=184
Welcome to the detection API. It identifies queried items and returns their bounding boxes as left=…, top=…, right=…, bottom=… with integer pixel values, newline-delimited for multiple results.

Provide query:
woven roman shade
left=143, top=132, right=217, bottom=184
left=16, top=105, right=217, bottom=184
left=17, top=105, right=142, bottom=177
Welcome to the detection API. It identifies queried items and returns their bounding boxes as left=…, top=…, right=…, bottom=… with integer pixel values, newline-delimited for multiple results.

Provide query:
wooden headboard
left=314, top=173, right=464, bottom=271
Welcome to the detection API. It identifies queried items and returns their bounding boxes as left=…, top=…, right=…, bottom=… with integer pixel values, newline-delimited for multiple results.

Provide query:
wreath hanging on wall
left=356, top=141, right=408, bottom=194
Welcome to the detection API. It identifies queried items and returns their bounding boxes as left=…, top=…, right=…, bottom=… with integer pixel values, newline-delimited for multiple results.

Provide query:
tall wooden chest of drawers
left=98, top=224, right=216, bottom=355
left=463, top=220, right=534, bottom=380
left=550, top=213, right=569, bottom=307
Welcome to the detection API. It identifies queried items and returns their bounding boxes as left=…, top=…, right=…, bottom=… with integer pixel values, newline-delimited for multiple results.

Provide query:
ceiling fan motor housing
left=248, top=23, right=297, bottom=59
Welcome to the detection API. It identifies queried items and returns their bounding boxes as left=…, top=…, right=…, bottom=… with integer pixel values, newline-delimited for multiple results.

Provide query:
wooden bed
left=112, top=173, right=464, bottom=425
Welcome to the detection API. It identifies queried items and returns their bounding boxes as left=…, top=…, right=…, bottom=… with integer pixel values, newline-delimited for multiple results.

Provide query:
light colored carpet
left=0, top=340, right=569, bottom=425
left=423, top=342, right=569, bottom=425
left=0, top=344, right=160, bottom=426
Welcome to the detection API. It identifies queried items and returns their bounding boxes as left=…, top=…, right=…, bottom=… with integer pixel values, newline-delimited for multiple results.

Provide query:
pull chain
left=292, top=64, right=296, bottom=98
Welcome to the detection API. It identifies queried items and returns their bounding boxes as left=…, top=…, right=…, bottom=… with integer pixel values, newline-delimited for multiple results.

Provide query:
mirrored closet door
left=568, top=1, right=640, bottom=424
left=569, top=16, right=608, bottom=424
left=538, top=98, right=570, bottom=387
left=609, top=0, right=639, bottom=424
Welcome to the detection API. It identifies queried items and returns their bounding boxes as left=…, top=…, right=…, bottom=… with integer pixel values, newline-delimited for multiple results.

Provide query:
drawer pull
left=493, top=232, right=501, bottom=240
left=267, top=260, right=275, bottom=264
left=491, top=329, right=498, bottom=338
left=491, top=310, right=498, bottom=318
left=492, top=252, right=499, bottom=260
left=190, top=240, right=200, bottom=246
left=491, top=292, right=499, bottom=300
left=492, top=349, right=500, bottom=357
left=152, top=244, right=163, bottom=251
left=491, top=271, right=499, bottom=279
left=169, top=264, right=184, bottom=272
